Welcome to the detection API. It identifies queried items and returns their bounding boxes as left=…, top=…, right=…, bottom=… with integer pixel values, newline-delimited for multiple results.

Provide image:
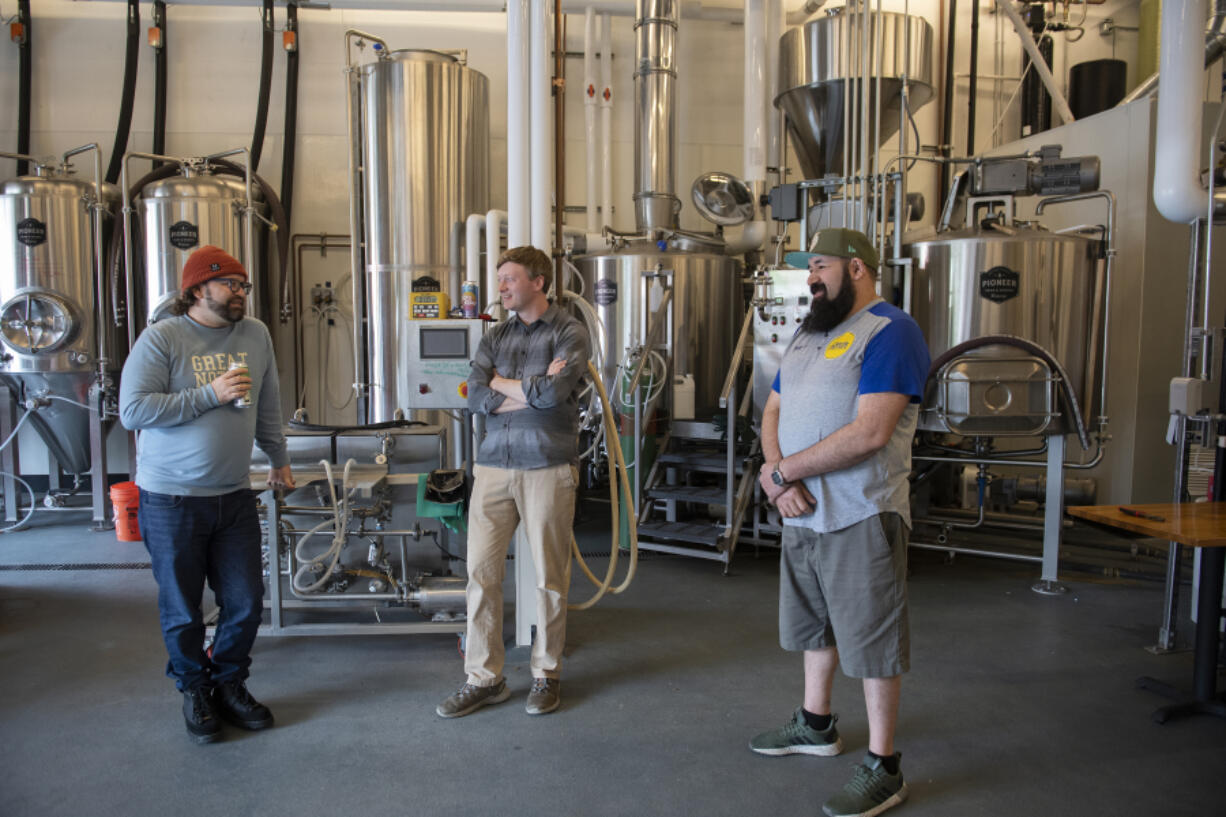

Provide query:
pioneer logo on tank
left=595, top=278, right=617, bottom=306
left=168, top=221, right=199, bottom=250
left=979, top=266, right=1020, bottom=303
left=16, top=218, right=47, bottom=247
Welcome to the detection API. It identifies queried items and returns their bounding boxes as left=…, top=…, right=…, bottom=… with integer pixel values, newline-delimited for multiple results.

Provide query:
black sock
left=801, top=708, right=832, bottom=731
left=868, top=750, right=900, bottom=775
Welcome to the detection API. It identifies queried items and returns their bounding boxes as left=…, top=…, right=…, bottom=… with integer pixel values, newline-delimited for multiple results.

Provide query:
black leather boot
left=212, top=680, right=274, bottom=730
left=182, top=687, right=222, bottom=744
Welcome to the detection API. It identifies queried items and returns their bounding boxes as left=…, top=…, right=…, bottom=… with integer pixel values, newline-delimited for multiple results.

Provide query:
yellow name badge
left=825, top=332, right=855, bottom=359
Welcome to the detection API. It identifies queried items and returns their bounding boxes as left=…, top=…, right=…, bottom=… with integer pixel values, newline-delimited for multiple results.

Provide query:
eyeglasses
left=210, top=278, right=253, bottom=295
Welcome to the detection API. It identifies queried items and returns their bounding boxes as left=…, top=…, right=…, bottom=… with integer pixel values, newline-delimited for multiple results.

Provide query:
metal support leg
left=1153, top=414, right=1190, bottom=652
left=0, top=385, right=18, bottom=523
left=88, top=390, right=112, bottom=531
left=265, top=486, right=283, bottom=633
left=1032, top=433, right=1068, bottom=595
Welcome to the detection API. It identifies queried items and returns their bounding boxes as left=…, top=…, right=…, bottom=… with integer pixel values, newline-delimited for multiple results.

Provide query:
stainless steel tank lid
left=691, top=172, right=754, bottom=227
left=386, top=49, right=458, bottom=63
left=140, top=174, right=261, bottom=200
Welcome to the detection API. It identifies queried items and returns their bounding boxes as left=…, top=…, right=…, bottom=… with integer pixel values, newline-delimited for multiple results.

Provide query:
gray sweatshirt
left=118, top=314, right=289, bottom=496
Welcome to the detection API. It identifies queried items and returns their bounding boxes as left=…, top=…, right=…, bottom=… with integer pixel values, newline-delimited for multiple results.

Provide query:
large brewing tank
left=356, top=49, right=489, bottom=422
left=907, top=226, right=1104, bottom=437
left=0, top=169, right=120, bottom=474
left=573, top=246, right=743, bottom=418
left=775, top=8, right=934, bottom=184
left=137, top=171, right=265, bottom=328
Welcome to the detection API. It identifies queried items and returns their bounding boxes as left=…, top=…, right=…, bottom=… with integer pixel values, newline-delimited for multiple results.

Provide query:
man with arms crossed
left=120, top=245, right=294, bottom=744
left=751, top=229, right=929, bottom=817
left=437, top=245, right=590, bottom=718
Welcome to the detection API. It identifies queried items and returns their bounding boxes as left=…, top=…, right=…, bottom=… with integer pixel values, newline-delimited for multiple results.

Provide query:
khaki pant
left=464, top=463, right=577, bottom=685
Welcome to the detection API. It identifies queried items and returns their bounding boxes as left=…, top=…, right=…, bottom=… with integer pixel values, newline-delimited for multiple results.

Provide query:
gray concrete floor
left=1, top=509, right=1224, bottom=817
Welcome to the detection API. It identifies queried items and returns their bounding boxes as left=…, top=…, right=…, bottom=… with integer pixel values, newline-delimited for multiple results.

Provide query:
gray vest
left=777, top=301, right=919, bottom=533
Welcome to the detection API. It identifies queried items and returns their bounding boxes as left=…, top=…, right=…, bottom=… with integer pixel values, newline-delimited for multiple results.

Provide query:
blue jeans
left=140, top=488, right=264, bottom=692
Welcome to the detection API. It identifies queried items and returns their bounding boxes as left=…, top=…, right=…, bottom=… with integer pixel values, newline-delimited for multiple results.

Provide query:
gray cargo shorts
left=779, top=512, right=910, bottom=679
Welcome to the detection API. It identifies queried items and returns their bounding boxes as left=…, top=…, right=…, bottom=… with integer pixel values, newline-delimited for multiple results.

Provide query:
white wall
left=0, top=1, right=1201, bottom=483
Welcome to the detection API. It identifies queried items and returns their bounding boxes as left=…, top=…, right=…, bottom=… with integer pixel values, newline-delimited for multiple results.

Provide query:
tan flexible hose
left=568, top=360, right=639, bottom=609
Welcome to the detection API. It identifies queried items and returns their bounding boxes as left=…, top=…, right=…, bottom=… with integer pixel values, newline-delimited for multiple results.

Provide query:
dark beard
left=204, top=292, right=245, bottom=324
left=801, top=268, right=856, bottom=334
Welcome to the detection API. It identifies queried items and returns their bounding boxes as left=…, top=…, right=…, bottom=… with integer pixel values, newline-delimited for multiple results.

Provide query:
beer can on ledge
left=461, top=281, right=478, bottom=318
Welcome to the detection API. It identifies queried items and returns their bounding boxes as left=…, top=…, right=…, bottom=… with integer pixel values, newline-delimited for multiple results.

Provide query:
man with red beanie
left=119, top=245, right=294, bottom=745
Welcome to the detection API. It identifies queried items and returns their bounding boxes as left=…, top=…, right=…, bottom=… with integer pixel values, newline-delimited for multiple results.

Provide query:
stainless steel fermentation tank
left=349, top=47, right=490, bottom=422
left=775, top=8, right=933, bottom=188
left=907, top=227, right=1104, bottom=437
left=136, top=171, right=265, bottom=328
left=0, top=156, right=119, bottom=474
left=574, top=250, right=742, bottom=418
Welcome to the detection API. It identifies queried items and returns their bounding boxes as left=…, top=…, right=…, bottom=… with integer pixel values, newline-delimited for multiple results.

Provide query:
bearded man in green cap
left=749, top=227, right=930, bottom=817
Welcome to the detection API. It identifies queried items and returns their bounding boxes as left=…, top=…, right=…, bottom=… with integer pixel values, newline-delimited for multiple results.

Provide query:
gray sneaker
left=525, top=677, right=561, bottom=715
left=436, top=679, right=510, bottom=718
left=822, top=752, right=908, bottom=817
left=749, top=708, right=843, bottom=756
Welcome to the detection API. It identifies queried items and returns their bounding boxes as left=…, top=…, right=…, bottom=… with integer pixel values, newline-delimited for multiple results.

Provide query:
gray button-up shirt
left=468, top=302, right=591, bottom=470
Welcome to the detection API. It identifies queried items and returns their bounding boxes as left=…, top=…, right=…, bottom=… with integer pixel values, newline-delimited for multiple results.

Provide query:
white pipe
left=530, top=0, right=553, bottom=253
left=996, top=0, right=1075, bottom=126
left=508, top=0, right=532, bottom=247
left=465, top=213, right=484, bottom=303
left=724, top=220, right=769, bottom=255
left=744, top=0, right=767, bottom=186
left=765, top=0, right=784, bottom=181
left=1154, top=0, right=1208, bottom=224
left=485, top=209, right=506, bottom=309
left=599, top=13, right=614, bottom=231
left=584, top=7, right=601, bottom=233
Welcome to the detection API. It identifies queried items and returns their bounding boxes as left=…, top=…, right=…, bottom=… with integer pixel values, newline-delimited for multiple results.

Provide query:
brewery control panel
left=409, top=291, right=450, bottom=319
left=403, top=318, right=485, bottom=409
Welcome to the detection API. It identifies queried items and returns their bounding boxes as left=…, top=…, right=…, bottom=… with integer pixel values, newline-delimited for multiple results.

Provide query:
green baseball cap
left=784, top=227, right=879, bottom=271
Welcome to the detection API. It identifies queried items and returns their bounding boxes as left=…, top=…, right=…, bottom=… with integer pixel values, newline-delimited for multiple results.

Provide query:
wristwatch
left=771, top=463, right=788, bottom=487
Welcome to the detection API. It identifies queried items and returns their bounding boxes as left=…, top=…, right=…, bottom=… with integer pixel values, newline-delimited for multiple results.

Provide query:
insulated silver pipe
left=342, top=30, right=388, bottom=419
left=61, top=144, right=108, bottom=373
left=633, top=0, right=679, bottom=233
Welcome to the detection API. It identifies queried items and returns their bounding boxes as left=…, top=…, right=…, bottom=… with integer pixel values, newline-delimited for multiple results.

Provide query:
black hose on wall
left=250, top=0, right=275, bottom=173
left=280, top=2, right=299, bottom=229
left=152, top=0, right=168, bottom=167
left=105, top=0, right=140, bottom=185
left=16, top=0, right=32, bottom=176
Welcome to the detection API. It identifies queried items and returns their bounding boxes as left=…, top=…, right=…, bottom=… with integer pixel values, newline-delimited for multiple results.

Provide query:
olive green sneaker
left=749, top=708, right=843, bottom=756
left=436, top=679, right=510, bottom=718
left=822, top=752, right=908, bottom=817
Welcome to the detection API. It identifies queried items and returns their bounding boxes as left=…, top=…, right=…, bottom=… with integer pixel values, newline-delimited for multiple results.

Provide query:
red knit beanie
left=181, top=246, right=248, bottom=293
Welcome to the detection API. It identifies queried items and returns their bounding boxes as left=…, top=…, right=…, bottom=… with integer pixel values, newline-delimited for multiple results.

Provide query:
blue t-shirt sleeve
left=859, top=316, right=930, bottom=401
left=771, top=369, right=781, bottom=394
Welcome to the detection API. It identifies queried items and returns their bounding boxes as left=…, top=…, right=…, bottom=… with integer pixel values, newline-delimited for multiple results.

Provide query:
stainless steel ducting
left=634, top=0, right=680, bottom=232
left=775, top=8, right=934, bottom=184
